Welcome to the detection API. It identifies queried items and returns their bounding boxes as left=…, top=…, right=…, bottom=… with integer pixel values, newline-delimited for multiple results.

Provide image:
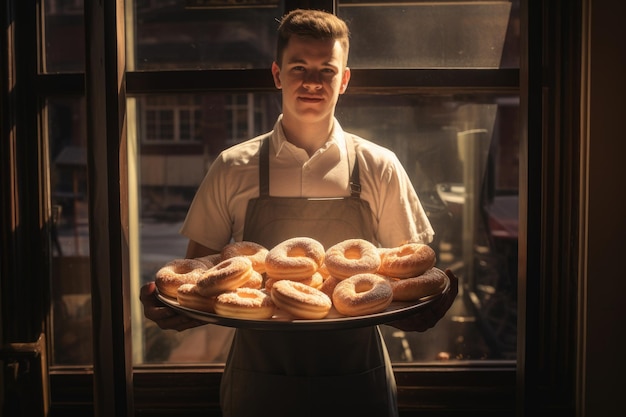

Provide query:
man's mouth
left=299, top=96, right=323, bottom=103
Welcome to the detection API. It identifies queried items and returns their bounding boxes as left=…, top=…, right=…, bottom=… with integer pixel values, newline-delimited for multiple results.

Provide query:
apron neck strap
left=259, top=137, right=270, bottom=196
left=258, top=135, right=362, bottom=198
left=345, top=134, right=362, bottom=198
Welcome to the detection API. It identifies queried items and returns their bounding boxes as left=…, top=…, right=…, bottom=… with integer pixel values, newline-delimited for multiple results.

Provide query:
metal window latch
left=1, top=339, right=41, bottom=380
left=1, top=334, right=49, bottom=415
left=5, top=358, right=31, bottom=380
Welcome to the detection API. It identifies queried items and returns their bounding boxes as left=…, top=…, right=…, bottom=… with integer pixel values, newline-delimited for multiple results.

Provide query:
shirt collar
left=270, top=115, right=347, bottom=158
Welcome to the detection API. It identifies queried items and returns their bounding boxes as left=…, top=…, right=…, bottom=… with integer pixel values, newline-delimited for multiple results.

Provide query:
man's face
left=272, top=35, right=350, bottom=125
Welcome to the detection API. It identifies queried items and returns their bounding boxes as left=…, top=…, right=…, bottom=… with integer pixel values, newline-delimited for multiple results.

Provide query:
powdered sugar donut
left=265, top=237, right=325, bottom=280
left=240, top=270, right=263, bottom=290
left=221, top=241, right=269, bottom=274
left=176, top=283, right=217, bottom=313
left=324, top=239, right=381, bottom=280
left=377, top=243, right=436, bottom=278
left=214, top=288, right=275, bottom=319
left=194, top=253, right=222, bottom=268
left=264, top=271, right=324, bottom=292
left=270, top=280, right=332, bottom=319
left=155, top=258, right=208, bottom=299
left=318, top=275, right=341, bottom=298
left=332, top=273, right=393, bottom=316
left=388, top=267, right=448, bottom=301
left=196, top=256, right=253, bottom=297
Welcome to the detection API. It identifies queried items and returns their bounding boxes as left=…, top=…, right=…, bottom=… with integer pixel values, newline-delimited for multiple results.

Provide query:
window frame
left=0, top=0, right=588, bottom=416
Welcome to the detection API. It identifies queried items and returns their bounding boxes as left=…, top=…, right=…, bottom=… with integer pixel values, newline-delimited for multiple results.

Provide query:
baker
left=140, top=9, right=458, bottom=417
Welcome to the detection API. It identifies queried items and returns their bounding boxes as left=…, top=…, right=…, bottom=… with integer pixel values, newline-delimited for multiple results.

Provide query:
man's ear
left=271, top=61, right=282, bottom=89
left=339, top=67, right=351, bottom=94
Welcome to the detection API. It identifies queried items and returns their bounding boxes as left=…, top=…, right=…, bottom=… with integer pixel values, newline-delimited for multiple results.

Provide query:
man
left=141, top=9, right=458, bottom=416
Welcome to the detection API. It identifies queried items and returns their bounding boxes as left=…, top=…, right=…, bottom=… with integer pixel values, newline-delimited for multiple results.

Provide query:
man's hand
left=140, top=282, right=206, bottom=331
left=389, top=269, right=459, bottom=332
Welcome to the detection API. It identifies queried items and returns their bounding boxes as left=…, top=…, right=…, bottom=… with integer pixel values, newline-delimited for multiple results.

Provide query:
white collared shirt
left=180, top=115, right=434, bottom=250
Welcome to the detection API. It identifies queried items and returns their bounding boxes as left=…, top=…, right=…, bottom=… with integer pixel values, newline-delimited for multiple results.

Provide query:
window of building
left=140, top=96, right=203, bottom=143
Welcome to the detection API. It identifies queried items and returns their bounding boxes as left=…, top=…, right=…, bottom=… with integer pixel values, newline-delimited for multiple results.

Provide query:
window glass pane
left=47, top=97, right=93, bottom=365
left=131, top=92, right=518, bottom=364
left=43, top=0, right=85, bottom=73
left=131, top=1, right=281, bottom=71
left=337, top=94, right=519, bottom=360
left=338, top=0, right=519, bottom=69
left=133, top=92, right=280, bottom=364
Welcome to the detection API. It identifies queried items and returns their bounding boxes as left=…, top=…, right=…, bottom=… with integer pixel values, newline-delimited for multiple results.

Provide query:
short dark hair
left=276, top=9, right=350, bottom=67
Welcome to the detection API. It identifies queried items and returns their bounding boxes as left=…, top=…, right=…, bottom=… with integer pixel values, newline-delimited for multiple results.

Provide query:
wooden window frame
left=1, top=0, right=591, bottom=416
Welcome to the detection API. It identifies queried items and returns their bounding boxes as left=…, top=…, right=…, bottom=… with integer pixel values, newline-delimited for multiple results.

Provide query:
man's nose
left=303, top=71, right=322, bottom=89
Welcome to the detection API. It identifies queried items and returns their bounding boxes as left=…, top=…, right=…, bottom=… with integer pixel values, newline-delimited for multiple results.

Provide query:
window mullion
left=125, top=68, right=519, bottom=95
left=84, top=0, right=133, bottom=415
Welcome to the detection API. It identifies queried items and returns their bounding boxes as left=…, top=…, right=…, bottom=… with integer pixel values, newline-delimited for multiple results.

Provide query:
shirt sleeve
left=356, top=140, right=435, bottom=248
left=179, top=155, right=235, bottom=251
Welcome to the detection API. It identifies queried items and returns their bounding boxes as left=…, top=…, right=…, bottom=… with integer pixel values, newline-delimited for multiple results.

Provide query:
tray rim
left=156, top=275, right=450, bottom=331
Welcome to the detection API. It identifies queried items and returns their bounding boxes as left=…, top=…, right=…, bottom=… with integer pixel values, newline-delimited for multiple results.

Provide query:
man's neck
left=280, top=116, right=334, bottom=157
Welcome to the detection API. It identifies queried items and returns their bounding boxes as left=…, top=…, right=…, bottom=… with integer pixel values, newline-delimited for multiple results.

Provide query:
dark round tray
left=157, top=275, right=449, bottom=331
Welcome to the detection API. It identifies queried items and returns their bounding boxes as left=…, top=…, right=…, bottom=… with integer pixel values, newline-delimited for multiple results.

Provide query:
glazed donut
left=377, top=243, right=436, bottom=279
left=324, top=239, right=381, bottom=280
left=388, top=267, right=448, bottom=301
left=155, top=258, right=208, bottom=299
left=332, top=273, right=393, bottom=317
left=214, top=288, right=275, bottom=320
left=265, top=237, right=325, bottom=280
left=240, top=270, right=263, bottom=290
left=270, top=280, right=332, bottom=320
left=221, top=241, right=269, bottom=274
left=177, top=283, right=216, bottom=313
left=196, top=256, right=253, bottom=297
left=195, top=253, right=222, bottom=268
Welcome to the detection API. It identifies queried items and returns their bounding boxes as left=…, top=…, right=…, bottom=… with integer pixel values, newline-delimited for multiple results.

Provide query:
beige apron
left=219, top=137, right=399, bottom=417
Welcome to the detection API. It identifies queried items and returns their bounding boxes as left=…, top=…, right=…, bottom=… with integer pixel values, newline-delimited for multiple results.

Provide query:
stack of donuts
left=154, top=237, right=448, bottom=320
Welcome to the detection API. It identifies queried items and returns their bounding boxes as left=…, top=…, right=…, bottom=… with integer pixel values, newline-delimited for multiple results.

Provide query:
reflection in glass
left=47, top=98, right=93, bottom=365
left=339, top=1, right=516, bottom=69
left=131, top=1, right=281, bottom=70
left=132, top=93, right=281, bottom=364
left=43, top=0, right=85, bottom=73
left=337, top=95, right=519, bottom=360
left=41, top=1, right=519, bottom=72
left=130, top=93, right=518, bottom=364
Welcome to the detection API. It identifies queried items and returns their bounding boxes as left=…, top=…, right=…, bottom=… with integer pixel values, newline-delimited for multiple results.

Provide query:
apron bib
left=243, top=134, right=376, bottom=249
left=220, top=136, right=398, bottom=417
